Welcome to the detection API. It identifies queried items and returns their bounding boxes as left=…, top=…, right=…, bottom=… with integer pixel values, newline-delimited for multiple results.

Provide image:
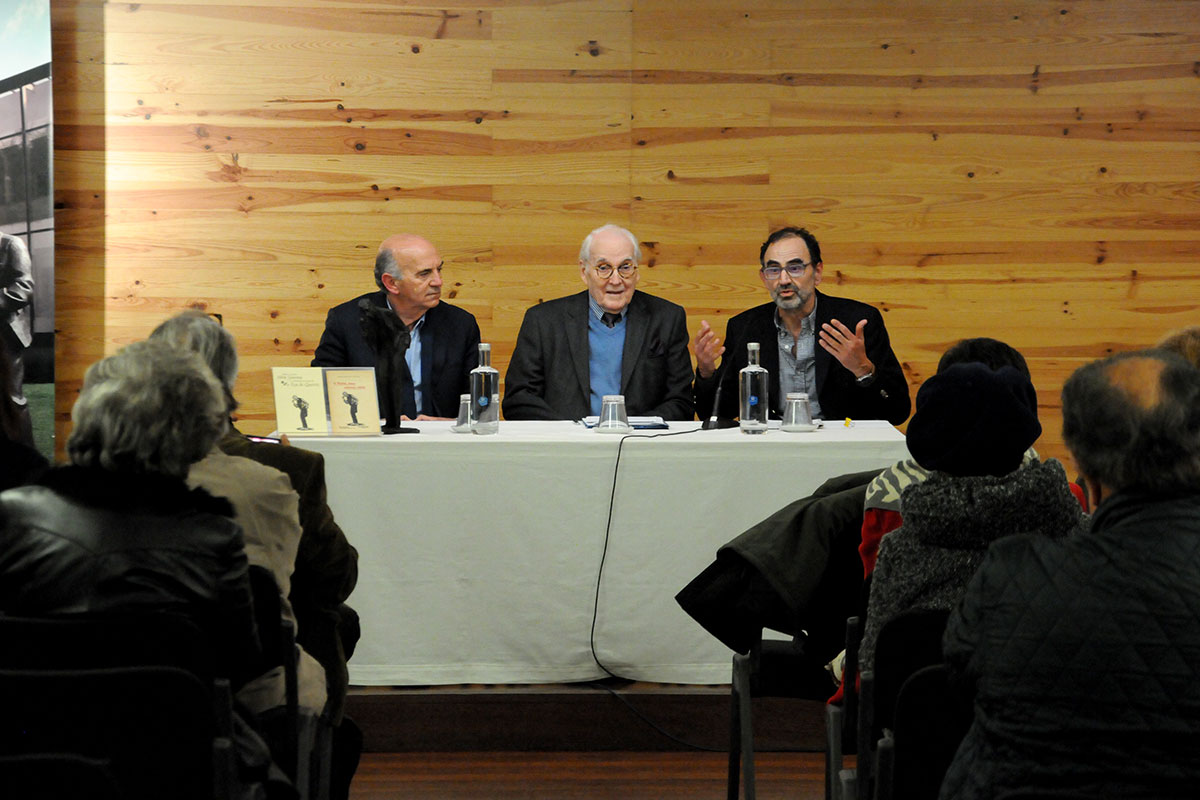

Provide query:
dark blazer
left=311, top=291, right=481, bottom=418
left=502, top=290, right=695, bottom=421
left=693, top=291, right=911, bottom=425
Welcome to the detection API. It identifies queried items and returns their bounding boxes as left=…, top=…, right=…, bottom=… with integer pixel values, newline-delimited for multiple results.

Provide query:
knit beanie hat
left=906, top=362, right=1041, bottom=477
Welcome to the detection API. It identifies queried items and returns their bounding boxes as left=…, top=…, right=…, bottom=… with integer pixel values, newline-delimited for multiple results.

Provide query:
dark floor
left=349, top=751, right=828, bottom=799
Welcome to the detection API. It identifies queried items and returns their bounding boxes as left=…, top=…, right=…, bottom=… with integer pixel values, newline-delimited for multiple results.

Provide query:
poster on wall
left=0, top=0, right=53, bottom=456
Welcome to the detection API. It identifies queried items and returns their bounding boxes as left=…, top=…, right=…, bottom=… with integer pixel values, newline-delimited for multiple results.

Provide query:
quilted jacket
left=940, top=490, right=1200, bottom=799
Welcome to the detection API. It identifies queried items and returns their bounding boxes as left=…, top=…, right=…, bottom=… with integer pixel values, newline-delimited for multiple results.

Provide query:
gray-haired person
left=0, top=339, right=261, bottom=685
left=503, top=223, right=694, bottom=420
left=149, top=311, right=360, bottom=747
left=940, top=349, right=1200, bottom=799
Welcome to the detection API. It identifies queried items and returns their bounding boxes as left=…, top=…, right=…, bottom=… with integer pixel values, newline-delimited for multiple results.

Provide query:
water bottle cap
left=602, top=395, right=625, bottom=402
left=786, top=392, right=809, bottom=400
left=747, top=342, right=760, bottom=353
left=479, top=342, right=491, bottom=352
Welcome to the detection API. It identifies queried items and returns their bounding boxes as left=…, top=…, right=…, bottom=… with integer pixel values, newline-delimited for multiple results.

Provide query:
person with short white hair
left=503, top=223, right=694, bottom=420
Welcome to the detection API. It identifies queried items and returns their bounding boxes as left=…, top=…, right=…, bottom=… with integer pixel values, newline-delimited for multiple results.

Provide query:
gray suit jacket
left=502, top=290, right=695, bottom=421
left=0, top=233, right=33, bottom=348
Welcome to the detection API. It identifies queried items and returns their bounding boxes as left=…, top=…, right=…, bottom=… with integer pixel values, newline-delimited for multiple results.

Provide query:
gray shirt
left=774, top=300, right=822, bottom=418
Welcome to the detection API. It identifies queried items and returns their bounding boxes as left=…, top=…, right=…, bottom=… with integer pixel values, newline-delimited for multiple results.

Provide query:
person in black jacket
left=151, top=310, right=360, bottom=722
left=0, top=339, right=261, bottom=686
left=503, top=224, right=694, bottom=421
left=940, top=349, right=1200, bottom=799
left=312, top=234, right=480, bottom=421
left=693, top=227, right=910, bottom=425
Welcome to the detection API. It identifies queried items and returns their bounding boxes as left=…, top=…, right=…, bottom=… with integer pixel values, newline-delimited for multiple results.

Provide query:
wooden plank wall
left=52, top=0, right=1200, bottom=467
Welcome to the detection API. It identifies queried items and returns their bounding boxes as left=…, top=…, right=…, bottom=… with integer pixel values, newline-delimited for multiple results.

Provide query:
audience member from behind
left=856, top=337, right=1088, bottom=576
left=152, top=311, right=362, bottom=799
left=148, top=312, right=325, bottom=717
left=151, top=310, right=359, bottom=721
left=858, top=362, right=1085, bottom=667
left=940, top=350, right=1200, bottom=799
left=0, top=344, right=46, bottom=491
left=1159, top=325, right=1200, bottom=368
left=0, top=340, right=261, bottom=686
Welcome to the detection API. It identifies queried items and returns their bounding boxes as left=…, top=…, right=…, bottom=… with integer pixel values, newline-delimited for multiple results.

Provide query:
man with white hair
left=503, top=223, right=694, bottom=420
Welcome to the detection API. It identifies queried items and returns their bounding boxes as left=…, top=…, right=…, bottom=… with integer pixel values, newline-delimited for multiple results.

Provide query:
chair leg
left=825, top=703, right=843, bottom=800
left=732, top=652, right=756, bottom=800
left=728, top=663, right=741, bottom=800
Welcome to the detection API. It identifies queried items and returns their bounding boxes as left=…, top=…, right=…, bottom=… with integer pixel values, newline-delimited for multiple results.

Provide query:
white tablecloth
left=292, top=420, right=909, bottom=685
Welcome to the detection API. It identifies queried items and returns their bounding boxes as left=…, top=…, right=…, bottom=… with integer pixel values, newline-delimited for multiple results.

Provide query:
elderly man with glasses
left=503, top=223, right=694, bottom=421
left=693, top=226, right=911, bottom=425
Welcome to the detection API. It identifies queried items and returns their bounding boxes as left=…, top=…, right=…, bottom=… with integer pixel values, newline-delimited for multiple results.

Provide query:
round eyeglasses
left=591, top=261, right=637, bottom=279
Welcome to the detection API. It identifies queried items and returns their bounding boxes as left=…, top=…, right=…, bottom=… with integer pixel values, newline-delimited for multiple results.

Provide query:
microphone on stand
left=359, top=298, right=419, bottom=434
left=701, top=328, right=742, bottom=430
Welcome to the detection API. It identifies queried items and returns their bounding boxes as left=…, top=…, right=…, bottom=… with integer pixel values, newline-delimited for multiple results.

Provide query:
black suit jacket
left=311, top=291, right=481, bottom=418
left=694, top=291, right=911, bottom=425
left=502, top=290, right=695, bottom=421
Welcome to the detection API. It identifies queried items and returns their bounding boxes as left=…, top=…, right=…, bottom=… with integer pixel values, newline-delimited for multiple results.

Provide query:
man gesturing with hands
left=692, top=226, right=911, bottom=425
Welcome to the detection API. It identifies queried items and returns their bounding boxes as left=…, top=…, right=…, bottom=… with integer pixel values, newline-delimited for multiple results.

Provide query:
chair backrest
left=0, top=666, right=218, bottom=800
left=855, top=608, right=950, bottom=800
left=247, top=564, right=309, bottom=790
left=0, top=611, right=216, bottom=680
left=0, top=753, right=122, bottom=800
left=869, top=607, right=950, bottom=736
left=885, top=663, right=972, bottom=800
left=248, top=564, right=288, bottom=670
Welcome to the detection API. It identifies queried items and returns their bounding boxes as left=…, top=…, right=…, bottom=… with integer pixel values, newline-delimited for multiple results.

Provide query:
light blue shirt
left=406, top=315, right=426, bottom=414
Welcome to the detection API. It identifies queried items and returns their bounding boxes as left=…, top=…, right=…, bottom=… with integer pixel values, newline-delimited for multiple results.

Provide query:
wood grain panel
left=51, top=0, right=1200, bottom=473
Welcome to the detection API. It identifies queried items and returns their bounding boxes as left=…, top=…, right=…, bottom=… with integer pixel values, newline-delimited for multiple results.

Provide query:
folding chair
left=852, top=608, right=950, bottom=800
left=824, top=616, right=863, bottom=800
left=873, top=663, right=971, bottom=800
left=0, top=612, right=236, bottom=743
left=727, top=629, right=837, bottom=799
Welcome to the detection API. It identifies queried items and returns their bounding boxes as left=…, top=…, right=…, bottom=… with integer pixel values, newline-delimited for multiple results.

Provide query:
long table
left=293, top=420, right=909, bottom=685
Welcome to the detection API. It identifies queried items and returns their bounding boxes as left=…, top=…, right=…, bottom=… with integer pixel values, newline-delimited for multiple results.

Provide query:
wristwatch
left=855, top=370, right=875, bottom=384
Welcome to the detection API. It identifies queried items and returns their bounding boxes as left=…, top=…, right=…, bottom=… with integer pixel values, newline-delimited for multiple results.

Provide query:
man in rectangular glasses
left=693, top=226, right=910, bottom=425
left=503, top=223, right=694, bottom=421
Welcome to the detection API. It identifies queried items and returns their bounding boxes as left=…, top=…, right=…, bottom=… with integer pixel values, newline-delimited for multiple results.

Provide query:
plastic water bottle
left=469, top=343, right=500, bottom=435
left=739, top=342, right=769, bottom=434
